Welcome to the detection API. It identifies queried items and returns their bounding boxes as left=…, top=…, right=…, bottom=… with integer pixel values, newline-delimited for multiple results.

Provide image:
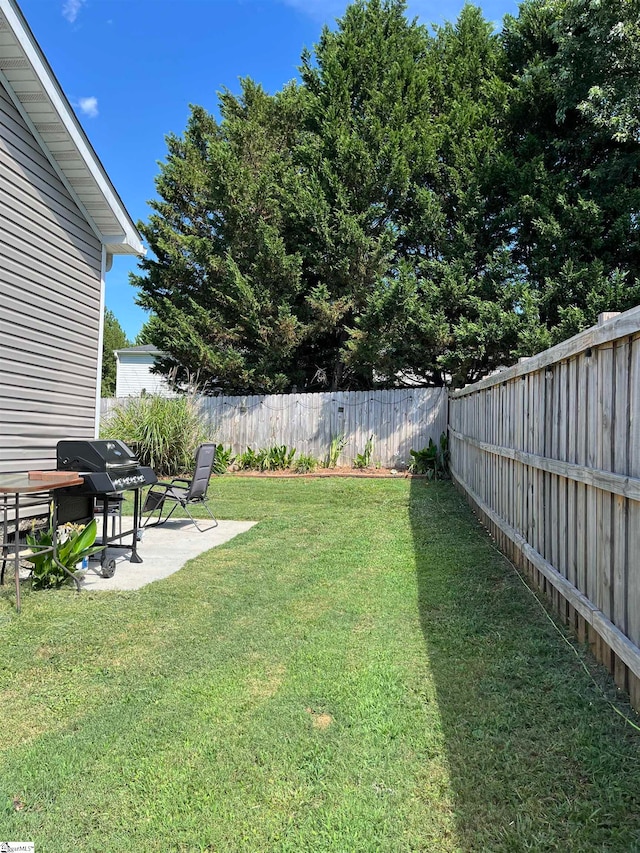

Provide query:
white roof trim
left=0, top=0, right=144, bottom=256
left=114, top=348, right=164, bottom=356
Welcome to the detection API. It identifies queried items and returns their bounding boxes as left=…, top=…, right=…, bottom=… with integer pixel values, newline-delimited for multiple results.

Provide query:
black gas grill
left=56, top=439, right=157, bottom=577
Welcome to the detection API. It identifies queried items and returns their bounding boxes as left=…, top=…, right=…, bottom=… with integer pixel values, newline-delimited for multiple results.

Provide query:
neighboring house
left=114, top=345, right=173, bottom=397
left=0, top=0, right=144, bottom=473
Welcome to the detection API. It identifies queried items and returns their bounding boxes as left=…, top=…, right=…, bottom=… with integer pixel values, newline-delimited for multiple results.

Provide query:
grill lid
left=57, top=439, right=140, bottom=473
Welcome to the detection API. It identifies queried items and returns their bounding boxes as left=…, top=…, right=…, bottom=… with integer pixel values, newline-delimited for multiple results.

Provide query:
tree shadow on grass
left=409, top=478, right=640, bottom=853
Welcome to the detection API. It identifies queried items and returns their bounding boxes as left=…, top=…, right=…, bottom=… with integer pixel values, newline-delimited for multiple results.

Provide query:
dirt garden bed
left=226, top=466, right=422, bottom=479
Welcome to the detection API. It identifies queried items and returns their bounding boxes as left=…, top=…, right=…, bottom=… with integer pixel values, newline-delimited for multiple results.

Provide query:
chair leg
left=142, top=497, right=217, bottom=532
left=142, top=501, right=179, bottom=528
left=141, top=496, right=165, bottom=527
left=183, top=502, right=217, bottom=532
left=201, top=499, right=218, bottom=527
left=140, top=505, right=160, bottom=528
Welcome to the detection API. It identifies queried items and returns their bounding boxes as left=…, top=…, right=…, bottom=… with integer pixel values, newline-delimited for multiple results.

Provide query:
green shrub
left=101, top=395, right=211, bottom=476
left=353, top=435, right=374, bottom=469
left=235, top=447, right=261, bottom=471
left=325, top=433, right=347, bottom=468
left=213, top=445, right=235, bottom=474
left=25, top=516, right=103, bottom=590
left=234, top=445, right=297, bottom=471
left=409, top=432, right=450, bottom=479
left=263, top=445, right=296, bottom=470
left=294, top=453, right=318, bottom=474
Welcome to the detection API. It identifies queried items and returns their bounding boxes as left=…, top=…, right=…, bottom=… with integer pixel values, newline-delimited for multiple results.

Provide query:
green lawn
left=1, top=478, right=639, bottom=852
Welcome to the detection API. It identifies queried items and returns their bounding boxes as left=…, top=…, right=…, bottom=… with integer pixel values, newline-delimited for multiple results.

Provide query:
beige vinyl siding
left=0, top=83, right=102, bottom=473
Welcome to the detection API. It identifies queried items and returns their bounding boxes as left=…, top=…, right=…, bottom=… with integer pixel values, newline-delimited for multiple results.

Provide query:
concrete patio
left=81, top=516, right=257, bottom=591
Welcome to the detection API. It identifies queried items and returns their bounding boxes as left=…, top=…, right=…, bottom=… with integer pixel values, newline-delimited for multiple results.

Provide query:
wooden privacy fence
left=102, top=387, right=448, bottom=469
left=449, top=307, right=640, bottom=710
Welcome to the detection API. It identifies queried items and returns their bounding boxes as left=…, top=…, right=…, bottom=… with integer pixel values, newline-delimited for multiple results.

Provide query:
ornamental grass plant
left=101, top=395, right=211, bottom=476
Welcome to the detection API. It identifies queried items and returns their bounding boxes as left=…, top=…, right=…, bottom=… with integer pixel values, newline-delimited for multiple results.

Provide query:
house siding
left=115, top=355, right=172, bottom=397
left=0, top=84, right=102, bottom=473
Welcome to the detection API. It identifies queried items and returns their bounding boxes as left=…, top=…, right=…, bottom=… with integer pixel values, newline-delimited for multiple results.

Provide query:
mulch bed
left=226, top=467, right=420, bottom=479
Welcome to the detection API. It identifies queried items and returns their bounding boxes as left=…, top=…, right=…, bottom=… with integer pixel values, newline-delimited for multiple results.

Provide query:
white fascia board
left=114, top=350, right=163, bottom=357
left=0, top=0, right=144, bottom=256
left=102, top=234, right=147, bottom=256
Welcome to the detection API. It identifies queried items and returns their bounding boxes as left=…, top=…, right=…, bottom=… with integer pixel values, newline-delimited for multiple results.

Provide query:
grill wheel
left=100, top=558, right=117, bottom=579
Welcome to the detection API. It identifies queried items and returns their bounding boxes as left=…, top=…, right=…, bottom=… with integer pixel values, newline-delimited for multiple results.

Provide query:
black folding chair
left=141, top=443, right=218, bottom=532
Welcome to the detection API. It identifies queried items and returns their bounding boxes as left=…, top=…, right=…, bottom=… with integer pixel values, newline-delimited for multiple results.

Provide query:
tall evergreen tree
left=135, top=0, right=455, bottom=391
left=133, top=0, right=640, bottom=391
left=101, top=309, right=129, bottom=397
left=500, top=0, right=640, bottom=342
left=133, top=82, right=311, bottom=393
left=296, top=0, right=438, bottom=387
left=348, top=5, right=548, bottom=386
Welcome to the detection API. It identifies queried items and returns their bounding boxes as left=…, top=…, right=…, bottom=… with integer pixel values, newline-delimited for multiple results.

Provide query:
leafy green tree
left=101, top=308, right=129, bottom=397
left=347, top=5, right=549, bottom=386
left=500, top=0, right=640, bottom=342
left=296, top=0, right=439, bottom=387
left=133, top=82, right=312, bottom=393
left=550, top=0, right=640, bottom=144
left=134, top=0, right=640, bottom=391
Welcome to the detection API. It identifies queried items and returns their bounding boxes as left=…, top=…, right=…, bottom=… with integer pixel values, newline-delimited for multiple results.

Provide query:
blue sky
left=19, top=0, right=519, bottom=340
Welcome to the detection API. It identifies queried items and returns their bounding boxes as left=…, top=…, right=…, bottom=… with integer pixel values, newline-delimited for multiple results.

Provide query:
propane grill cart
left=56, top=440, right=157, bottom=578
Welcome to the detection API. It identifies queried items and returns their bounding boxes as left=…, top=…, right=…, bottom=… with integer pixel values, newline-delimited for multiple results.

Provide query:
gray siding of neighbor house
left=0, top=84, right=102, bottom=473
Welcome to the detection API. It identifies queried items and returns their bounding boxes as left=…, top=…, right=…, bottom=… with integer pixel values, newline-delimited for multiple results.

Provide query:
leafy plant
left=101, top=395, right=211, bottom=476
left=25, top=516, right=103, bottom=591
left=213, top=445, right=235, bottom=474
left=293, top=454, right=318, bottom=474
left=262, top=445, right=296, bottom=471
left=235, top=447, right=260, bottom=470
left=235, top=445, right=296, bottom=471
left=325, top=433, right=347, bottom=468
left=353, top=435, right=374, bottom=469
left=409, top=432, right=450, bottom=479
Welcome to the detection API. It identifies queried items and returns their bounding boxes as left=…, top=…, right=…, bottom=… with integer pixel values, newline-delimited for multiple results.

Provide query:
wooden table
left=0, top=471, right=84, bottom=612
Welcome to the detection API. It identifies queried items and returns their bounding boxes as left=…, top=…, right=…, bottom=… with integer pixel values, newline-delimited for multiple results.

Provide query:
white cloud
left=78, top=96, right=99, bottom=118
left=62, top=0, right=86, bottom=24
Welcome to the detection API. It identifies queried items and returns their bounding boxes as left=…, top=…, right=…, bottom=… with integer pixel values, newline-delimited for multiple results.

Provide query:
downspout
left=94, top=247, right=111, bottom=438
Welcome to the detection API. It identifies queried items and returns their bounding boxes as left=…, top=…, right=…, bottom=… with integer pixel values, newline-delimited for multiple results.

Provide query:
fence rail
left=449, top=307, right=640, bottom=711
left=101, top=387, right=448, bottom=469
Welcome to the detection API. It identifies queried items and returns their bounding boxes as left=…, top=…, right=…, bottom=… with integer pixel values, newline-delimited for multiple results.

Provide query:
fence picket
left=102, top=387, right=447, bottom=469
left=628, top=336, right=640, bottom=707
left=449, top=308, right=640, bottom=712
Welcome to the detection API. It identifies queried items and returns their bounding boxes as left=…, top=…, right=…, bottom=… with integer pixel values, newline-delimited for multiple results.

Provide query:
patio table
left=0, top=471, right=84, bottom=612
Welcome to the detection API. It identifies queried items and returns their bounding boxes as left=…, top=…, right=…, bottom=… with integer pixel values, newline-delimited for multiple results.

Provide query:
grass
left=0, top=478, right=639, bottom=851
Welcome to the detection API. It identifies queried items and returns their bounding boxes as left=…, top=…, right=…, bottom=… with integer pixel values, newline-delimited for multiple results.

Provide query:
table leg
left=14, top=492, right=20, bottom=613
left=1, top=493, right=7, bottom=585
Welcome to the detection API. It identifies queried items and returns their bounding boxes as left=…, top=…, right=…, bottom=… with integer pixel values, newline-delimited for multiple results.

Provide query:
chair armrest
left=169, top=478, right=191, bottom=486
